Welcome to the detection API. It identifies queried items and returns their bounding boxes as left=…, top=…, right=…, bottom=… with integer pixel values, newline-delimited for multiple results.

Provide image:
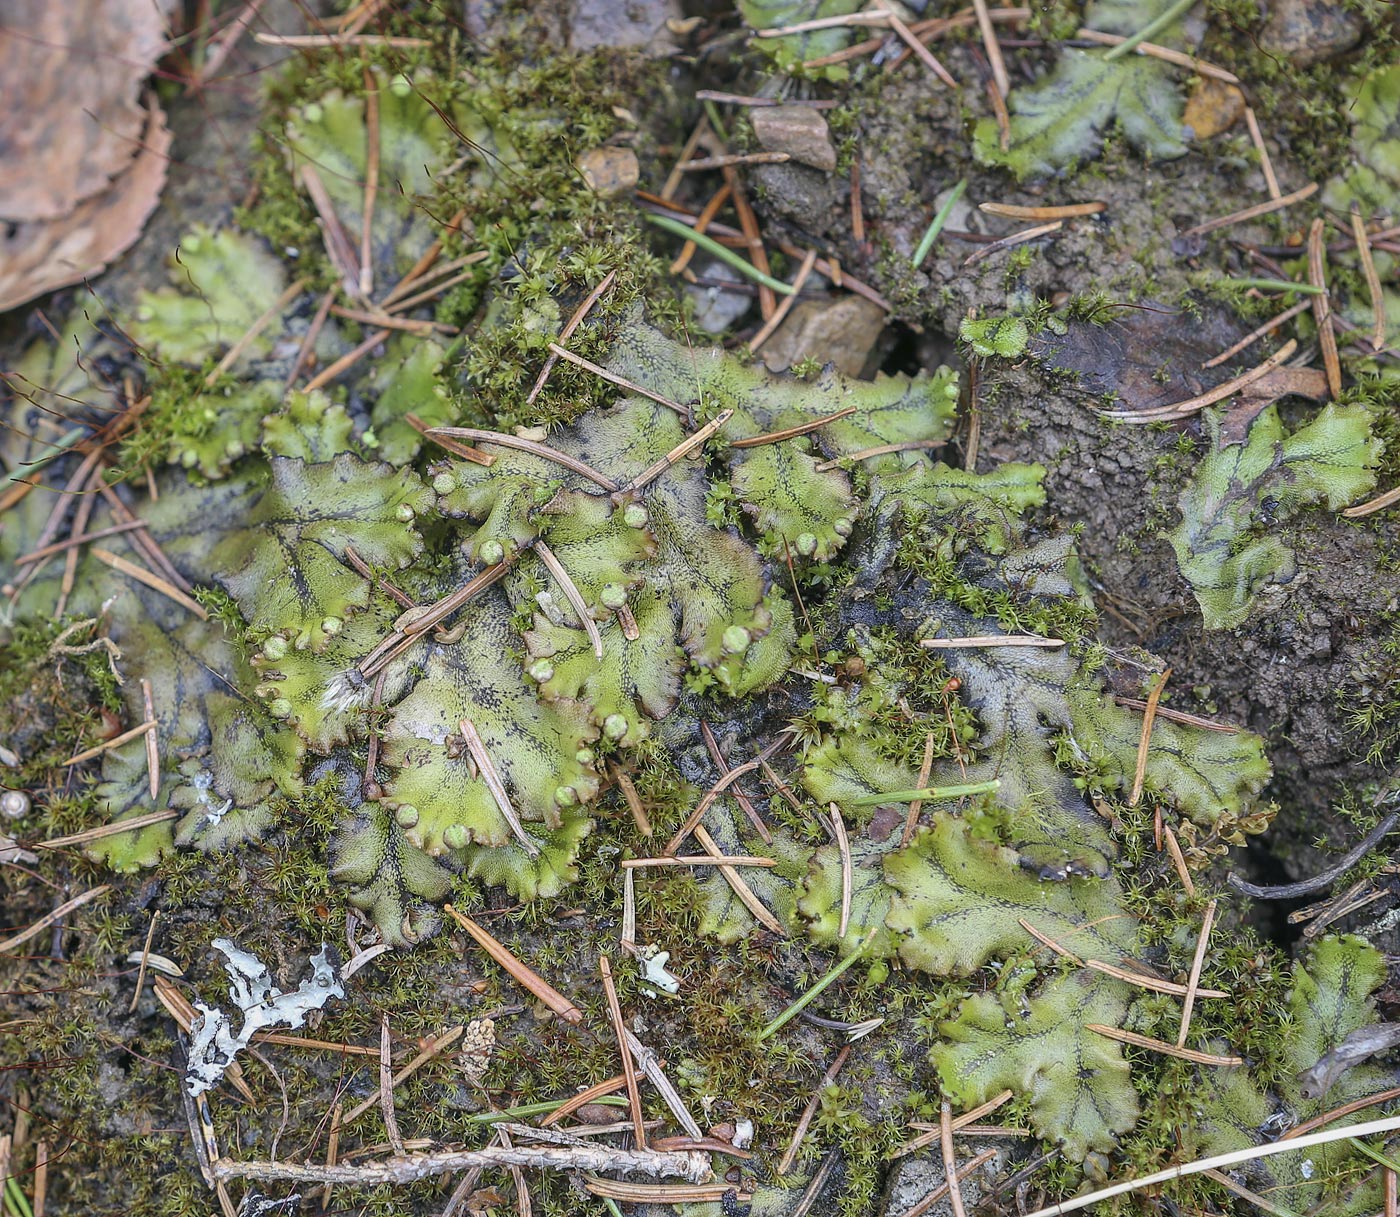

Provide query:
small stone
left=1183, top=78, right=1246, bottom=141
left=577, top=146, right=640, bottom=200
left=760, top=294, right=888, bottom=378
left=1258, top=0, right=1362, bottom=66
left=750, top=105, right=838, bottom=174
left=1, top=790, right=30, bottom=819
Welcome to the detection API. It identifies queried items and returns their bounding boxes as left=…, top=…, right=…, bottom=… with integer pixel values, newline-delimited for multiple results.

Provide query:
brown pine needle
left=749, top=248, right=819, bottom=353
left=1282, top=1085, right=1400, bottom=1141
left=877, top=0, right=957, bottom=86
left=1101, top=339, right=1298, bottom=421
left=778, top=1045, right=852, bottom=1175
left=582, top=1179, right=748, bottom=1204
left=154, top=977, right=256, bottom=1104
left=1177, top=899, right=1218, bottom=1048
left=1073, top=27, right=1239, bottom=82
left=342, top=1025, right=466, bottom=1127
left=599, top=957, right=647, bottom=1149
left=539, top=1073, right=631, bottom=1128
left=753, top=10, right=893, bottom=34
left=378, top=1017, right=405, bottom=1154
left=1087, top=1023, right=1242, bottom=1066
left=1343, top=483, right=1400, bottom=519
left=1018, top=918, right=1224, bottom=997
left=303, top=328, right=391, bottom=392
left=92, top=547, right=208, bottom=620
left=664, top=732, right=793, bottom=854
left=527, top=270, right=619, bottom=403
left=459, top=718, right=541, bottom=858
left=722, top=164, right=777, bottom=320
left=623, top=410, right=732, bottom=493
left=1202, top=299, right=1312, bottom=369
left=830, top=803, right=852, bottom=940
left=406, top=414, right=493, bottom=467
left=205, top=277, right=307, bottom=387
left=669, top=184, right=732, bottom=276
left=700, top=721, right=772, bottom=843
left=615, top=770, right=653, bottom=838
left=1387, top=1166, right=1398, bottom=1217
left=980, top=201, right=1106, bottom=220
left=32, top=1140, right=47, bottom=1217
left=1161, top=824, right=1198, bottom=897
left=547, top=343, right=689, bottom=415
left=534, top=541, right=604, bottom=659
left=360, top=71, right=378, bottom=299
left=16, top=519, right=145, bottom=565
left=814, top=439, right=945, bottom=470
left=129, top=909, right=160, bottom=1013
left=253, top=32, right=431, bottom=46
left=902, top=731, right=938, bottom=847
left=32, top=808, right=178, bottom=851
left=1243, top=107, right=1282, bottom=200
left=1179, top=181, right=1318, bottom=238
left=383, top=254, right=485, bottom=312
left=140, top=677, right=159, bottom=799
left=444, top=905, right=583, bottom=1024
left=921, top=634, right=1063, bottom=648
left=972, top=0, right=1010, bottom=96
left=342, top=543, right=416, bottom=610
left=429, top=427, right=616, bottom=490
left=940, top=1103, right=969, bottom=1217
left=905, top=1149, right=1000, bottom=1217
left=329, top=305, right=455, bottom=335
left=321, top=1102, right=342, bottom=1210
left=963, top=220, right=1062, bottom=266
left=63, top=718, right=156, bottom=766
left=0, top=884, right=112, bottom=954
left=677, top=151, right=791, bottom=171
left=1203, top=1167, right=1294, bottom=1217
left=693, top=824, right=786, bottom=935
left=1309, top=218, right=1343, bottom=398
left=300, top=165, right=362, bottom=297
left=1115, top=696, right=1240, bottom=733
left=1129, top=668, right=1170, bottom=807
left=282, top=286, right=337, bottom=398
left=1351, top=205, right=1389, bottom=352
left=897, top=1089, right=1022, bottom=1160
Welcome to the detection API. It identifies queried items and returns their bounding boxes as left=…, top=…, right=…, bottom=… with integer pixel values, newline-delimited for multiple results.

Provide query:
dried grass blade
left=1343, top=483, right=1400, bottom=519
left=1351, top=204, right=1389, bottom=351
left=205, top=277, right=307, bottom=387
left=341, top=1024, right=465, bottom=1127
left=877, top=0, right=957, bottom=85
left=615, top=770, right=652, bottom=838
left=303, top=328, right=391, bottom=392
left=1243, top=107, right=1281, bottom=199
left=428, top=427, right=613, bottom=488
left=1072, top=27, right=1239, bottom=82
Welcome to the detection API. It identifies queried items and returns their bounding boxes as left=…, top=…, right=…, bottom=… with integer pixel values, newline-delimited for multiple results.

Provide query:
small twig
left=444, top=905, right=581, bottom=1023
left=1242, top=107, right=1281, bottom=200
left=963, top=220, right=1062, bottom=267
left=1101, top=339, right=1298, bottom=421
left=906, top=1149, right=1000, bottom=1217
left=282, top=286, right=337, bottom=398
left=1177, top=899, right=1218, bottom=1048
left=539, top=1074, right=631, bottom=1128
left=753, top=10, right=893, bottom=34
left=1129, top=668, right=1170, bottom=807
left=730, top=407, right=857, bottom=450
left=693, top=824, right=786, bottom=935
left=622, top=410, right=732, bottom=493
left=1179, top=181, right=1317, bottom=239
left=972, top=0, right=1010, bottom=96
left=723, top=164, right=777, bottom=319
left=778, top=1046, right=851, bottom=1175
left=526, top=270, right=618, bottom=404
left=0, top=885, right=112, bottom=954
left=669, top=184, right=732, bottom=277
left=1019, top=918, right=1225, bottom=997
left=1308, top=218, right=1342, bottom=398
left=62, top=719, right=155, bottom=766
left=599, top=957, right=647, bottom=1149
left=1102, top=0, right=1194, bottom=59
left=91, top=548, right=208, bottom=620
left=15, top=519, right=145, bottom=565
left=1087, top=1024, right=1242, bottom=1066
left=700, top=721, right=771, bottom=844
left=343, top=544, right=416, bottom=611
left=940, top=1102, right=970, bottom=1217
left=1228, top=812, right=1400, bottom=899
left=894, top=1091, right=1017, bottom=1159
left=459, top=719, right=541, bottom=857
left=321, top=1103, right=342, bottom=1211
left=385, top=257, right=487, bottom=315
left=663, top=733, right=793, bottom=854
left=622, top=1028, right=703, bottom=1138
left=378, top=1017, right=405, bottom=1154
left=850, top=156, right=866, bottom=245
left=1282, top=1086, right=1400, bottom=1141
left=547, top=341, right=691, bottom=415
left=329, top=305, right=455, bottom=335
left=920, top=634, right=1063, bottom=649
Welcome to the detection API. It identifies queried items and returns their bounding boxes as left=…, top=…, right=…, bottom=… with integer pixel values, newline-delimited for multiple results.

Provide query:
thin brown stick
left=1202, top=299, right=1312, bottom=369
left=359, top=561, right=513, bottom=678
left=964, top=220, right=1062, bottom=266
left=599, top=956, right=647, bottom=1149
left=361, top=70, right=379, bottom=298
left=1087, top=1023, right=1242, bottom=1066
left=539, top=1074, right=630, bottom=1128
left=723, top=164, right=777, bottom=320
left=343, top=1025, right=466, bottom=1127
left=1202, top=1167, right=1289, bottom=1215
left=664, top=732, right=793, bottom=854
left=615, top=771, right=652, bottom=838
left=1129, top=668, right=1170, bottom=807
left=1177, top=899, right=1218, bottom=1048
left=1343, top=483, right=1400, bottom=519
left=1161, top=824, right=1198, bottom=897
left=878, top=0, right=958, bottom=86
left=283, top=286, right=337, bottom=397
left=300, top=165, right=361, bottom=297
left=31, top=808, right=178, bottom=850
left=91, top=548, right=208, bottom=620
left=940, top=1103, right=969, bottom=1217
left=730, top=407, right=857, bottom=449
left=661, top=115, right=709, bottom=201
left=669, top=185, right=732, bottom=276
left=622, top=410, right=732, bottom=493
left=15, top=518, right=145, bottom=565
left=140, top=677, right=159, bottom=799
left=1282, top=1085, right=1400, bottom=1140
left=527, top=270, right=619, bottom=404
left=303, top=328, right=391, bottom=392
left=427, top=427, right=615, bottom=490
left=444, top=905, right=582, bottom=1024
left=1309, top=218, right=1342, bottom=399
left=778, top=1045, right=851, bottom=1175
left=1179, top=181, right=1318, bottom=238
left=980, top=201, right=1105, bottom=220
left=128, top=909, right=160, bottom=1014
left=205, top=277, right=307, bottom=387
left=582, top=1178, right=750, bottom=1203
left=1072, top=27, right=1240, bottom=82
left=830, top=803, right=852, bottom=940
left=1243, top=107, right=1281, bottom=200
left=752, top=10, right=893, bottom=34
left=534, top=541, right=604, bottom=659
left=0, top=885, right=112, bottom=954
left=405, top=415, right=492, bottom=467
left=813, top=439, right=944, bottom=470
left=380, top=246, right=474, bottom=309
left=749, top=248, right=818, bottom=353
left=693, top=824, right=786, bottom=935
left=677, top=151, right=791, bottom=172
left=1102, top=338, right=1299, bottom=421
left=905, top=1149, right=1000, bottom=1217
left=972, top=0, right=1010, bottom=96
left=329, top=306, right=455, bottom=335
left=342, top=544, right=416, bottom=611
left=547, top=343, right=689, bottom=415
left=62, top=719, right=155, bottom=766
left=1115, top=696, right=1240, bottom=733
left=95, top=483, right=191, bottom=592
left=1352, top=204, right=1389, bottom=352
left=57, top=468, right=100, bottom=617
left=850, top=156, right=866, bottom=244
left=459, top=718, right=540, bottom=857
left=902, top=732, right=938, bottom=847
left=1386, top=1165, right=1397, bottom=1217
left=32, top=1139, right=47, bottom=1217
left=320, top=1102, right=342, bottom=1211
left=700, top=721, right=772, bottom=844
left=387, top=264, right=485, bottom=313
left=379, top=1017, right=405, bottom=1155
